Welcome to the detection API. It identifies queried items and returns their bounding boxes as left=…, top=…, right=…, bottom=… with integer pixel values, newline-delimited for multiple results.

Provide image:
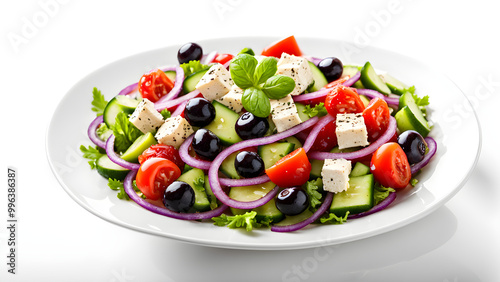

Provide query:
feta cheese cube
left=335, top=113, right=370, bottom=149
left=270, top=94, right=302, bottom=132
left=321, top=159, right=352, bottom=193
left=195, top=63, right=234, bottom=101
left=129, top=98, right=164, bottom=133
left=217, top=85, right=244, bottom=113
left=276, top=53, right=314, bottom=96
left=155, top=116, right=194, bottom=148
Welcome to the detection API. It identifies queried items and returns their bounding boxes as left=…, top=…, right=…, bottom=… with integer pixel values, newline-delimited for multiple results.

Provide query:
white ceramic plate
left=46, top=37, right=480, bottom=250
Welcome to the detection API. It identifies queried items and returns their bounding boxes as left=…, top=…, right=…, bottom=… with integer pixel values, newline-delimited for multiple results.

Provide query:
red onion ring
left=348, top=192, right=396, bottom=219
left=305, top=56, right=322, bottom=66
left=208, top=117, right=319, bottom=209
left=219, top=175, right=270, bottom=187
left=308, top=116, right=396, bottom=160
left=202, top=51, right=217, bottom=65
left=117, top=82, right=138, bottom=96
left=223, top=59, right=232, bottom=70
left=88, top=115, right=106, bottom=149
left=171, top=101, right=187, bottom=117
left=179, top=135, right=211, bottom=170
left=123, top=170, right=229, bottom=220
left=271, top=192, right=333, bottom=232
left=342, top=72, right=361, bottom=87
left=156, top=66, right=185, bottom=104
left=105, top=134, right=140, bottom=170
left=155, top=90, right=200, bottom=111
left=356, top=88, right=399, bottom=106
left=302, top=114, right=335, bottom=153
left=411, top=137, right=437, bottom=175
left=292, top=88, right=330, bottom=103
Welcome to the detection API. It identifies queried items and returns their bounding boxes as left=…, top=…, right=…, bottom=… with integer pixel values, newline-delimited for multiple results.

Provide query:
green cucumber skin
left=103, top=96, right=140, bottom=127
left=183, top=69, right=208, bottom=94
left=219, top=151, right=240, bottom=179
left=96, top=155, right=129, bottom=181
left=308, top=61, right=328, bottom=92
left=350, top=162, right=371, bottom=177
left=120, top=132, right=157, bottom=163
left=360, top=62, right=392, bottom=95
left=176, top=168, right=210, bottom=212
left=329, top=174, right=374, bottom=217
left=396, top=92, right=430, bottom=137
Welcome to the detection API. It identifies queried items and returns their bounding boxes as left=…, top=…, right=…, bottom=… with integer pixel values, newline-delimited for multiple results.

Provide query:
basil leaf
left=242, top=87, right=271, bottom=118
left=230, top=54, right=258, bottom=89
left=261, top=75, right=296, bottom=99
left=238, top=47, right=255, bottom=56
left=254, top=57, right=278, bottom=85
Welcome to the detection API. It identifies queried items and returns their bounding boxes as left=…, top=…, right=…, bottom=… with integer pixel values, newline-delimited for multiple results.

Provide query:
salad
left=80, top=36, right=437, bottom=233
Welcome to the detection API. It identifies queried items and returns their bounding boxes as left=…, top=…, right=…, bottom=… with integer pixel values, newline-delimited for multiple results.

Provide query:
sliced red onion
left=292, top=88, right=330, bottom=103
left=356, top=88, right=399, bottom=106
left=155, top=90, right=200, bottom=111
left=309, top=116, right=396, bottom=160
left=117, top=82, right=138, bottom=96
left=342, top=72, right=361, bottom=87
left=155, top=66, right=185, bottom=104
left=305, top=56, right=322, bottom=66
left=202, top=51, right=218, bottom=65
left=179, top=135, right=211, bottom=170
left=105, top=134, right=140, bottom=170
left=123, top=170, right=229, bottom=220
left=88, top=115, right=106, bottom=149
left=171, top=101, right=187, bottom=117
left=271, top=192, right=333, bottom=232
left=219, top=175, right=270, bottom=187
left=208, top=117, right=319, bottom=209
left=223, top=59, right=232, bottom=70
left=411, top=137, right=437, bottom=175
left=348, top=192, right=396, bottom=219
left=302, top=114, right=335, bottom=153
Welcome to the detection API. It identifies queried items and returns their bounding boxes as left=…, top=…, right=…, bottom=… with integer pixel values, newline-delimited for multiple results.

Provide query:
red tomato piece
left=212, top=53, right=234, bottom=65
left=370, top=142, right=411, bottom=189
left=136, top=158, right=181, bottom=200
left=265, top=148, right=311, bottom=187
left=323, top=76, right=351, bottom=89
left=138, top=69, right=174, bottom=102
left=261, top=35, right=302, bottom=58
left=324, top=84, right=365, bottom=117
left=309, top=119, right=338, bottom=152
left=362, top=97, right=391, bottom=142
left=138, top=144, right=185, bottom=170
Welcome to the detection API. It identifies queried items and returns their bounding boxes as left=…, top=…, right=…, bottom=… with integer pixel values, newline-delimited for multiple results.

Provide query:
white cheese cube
left=129, top=98, right=164, bottom=133
left=217, top=85, right=244, bottom=113
left=270, top=94, right=302, bottom=132
left=155, top=116, right=194, bottom=148
left=276, top=53, right=314, bottom=96
left=195, top=63, right=234, bottom=101
left=335, top=113, right=370, bottom=149
left=321, top=159, right=352, bottom=193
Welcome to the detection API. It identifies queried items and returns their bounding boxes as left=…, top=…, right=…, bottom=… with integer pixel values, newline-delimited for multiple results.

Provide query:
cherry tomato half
left=324, top=84, right=365, bottom=117
left=136, top=158, right=181, bottom=200
left=212, top=53, right=234, bottom=65
left=265, top=148, right=311, bottom=187
left=138, top=144, right=185, bottom=170
left=138, top=69, right=175, bottom=102
left=362, top=97, right=391, bottom=142
left=370, top=142, right=411, bottom=189
left=261, top=35, right=302, bottom=58
left=309, top=119, right=338, bottom=152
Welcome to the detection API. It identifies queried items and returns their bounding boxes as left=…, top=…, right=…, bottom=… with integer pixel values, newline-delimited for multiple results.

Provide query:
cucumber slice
left=183, top=69, right=208, bottom=94
left=176, top=168, right=210, bottom=212
left=229, top=182, right=282, bottom=222
left=295, top=102, right=311, bottom=122
left=219, top=151, right=240, bottom=179
left=359, top=94, right=370, bottom=107
left=330, top=174, right=374, bottom=217
left=395, top=92, right=430, bottom=137
left=310, top=159, right=324, bottom=179
left=120, top=132, right=157, bottom=163
left=204, top=101, right=243, bottom=146
left=103, top=95, right=140, bottom=127
left=258, top=142, right=295, bottom=169
left=164, top=70, right=176, bottom=82
left=204, top=175, right=219, bottom=208
left=280, top=136, right=302, bottom=150
left=96, top=155, right=129, bottom=181
left=350, top=162, right=370, bottom=177
left=342, top=65, right=364, bottom=88
left=380, top=73, right=408, bottom=95
left=360, top=62, right=391, bottom=95
left=308, top=61, right=328, bottom=91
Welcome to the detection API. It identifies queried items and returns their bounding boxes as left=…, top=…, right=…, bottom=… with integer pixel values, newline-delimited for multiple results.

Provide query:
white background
left=1, top=0, right=499, bottom=281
